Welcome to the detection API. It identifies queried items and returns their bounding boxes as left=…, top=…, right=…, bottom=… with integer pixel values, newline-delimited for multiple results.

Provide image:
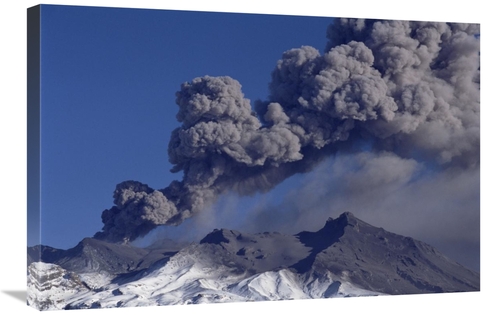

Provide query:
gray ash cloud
left=94, top=18, right=479, bottom=244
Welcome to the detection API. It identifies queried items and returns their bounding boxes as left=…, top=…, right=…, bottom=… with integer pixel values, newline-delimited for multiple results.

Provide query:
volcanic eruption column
left=94, top=19, right=479, bottom=243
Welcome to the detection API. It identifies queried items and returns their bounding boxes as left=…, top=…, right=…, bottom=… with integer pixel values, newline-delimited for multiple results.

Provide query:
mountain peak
left=200, top=229, right=236, bottom=245
left=329, top=211, right=355, bottom=220
left=339, top=211, right=355, bottom=219
left=323, top=211, right=360, bottom=230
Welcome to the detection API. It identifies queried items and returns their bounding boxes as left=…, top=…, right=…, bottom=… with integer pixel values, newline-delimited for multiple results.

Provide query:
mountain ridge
left=27, top=212, right=480, bottom=310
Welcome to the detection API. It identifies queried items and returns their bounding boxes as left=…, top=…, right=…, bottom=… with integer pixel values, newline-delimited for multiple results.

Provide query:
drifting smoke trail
left=94, top=18, right=479, bottom=243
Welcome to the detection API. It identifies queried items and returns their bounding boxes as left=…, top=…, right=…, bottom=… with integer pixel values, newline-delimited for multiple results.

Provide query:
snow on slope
left=230, top=268, right=383, bottom=301
left=63, top=244, right=380, bottom=309
left=27, top=262, right=91, bottom=310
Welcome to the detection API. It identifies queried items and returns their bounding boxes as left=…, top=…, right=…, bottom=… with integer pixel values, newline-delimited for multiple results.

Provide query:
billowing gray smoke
left=94, top=18, right=480, bottom=243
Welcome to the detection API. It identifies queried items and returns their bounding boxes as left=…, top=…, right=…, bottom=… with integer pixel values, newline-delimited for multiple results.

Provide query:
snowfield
left=29, top=254, right=381, bottom=310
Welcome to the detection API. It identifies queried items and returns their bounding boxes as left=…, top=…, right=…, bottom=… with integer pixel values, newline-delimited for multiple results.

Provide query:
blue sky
left=34, top=5, right=334, bottom=249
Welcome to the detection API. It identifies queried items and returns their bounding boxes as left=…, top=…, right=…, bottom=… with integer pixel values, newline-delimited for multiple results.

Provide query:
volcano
left=27, top=212, right=479, bottom=310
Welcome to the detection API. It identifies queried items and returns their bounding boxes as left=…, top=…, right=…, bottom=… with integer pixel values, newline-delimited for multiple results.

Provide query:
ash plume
left=94, top=18, right=479, bottom=243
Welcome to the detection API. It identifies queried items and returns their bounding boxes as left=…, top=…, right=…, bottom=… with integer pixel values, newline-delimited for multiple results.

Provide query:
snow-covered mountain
left=27, top=212, right=480, bottom=310
left=27, top=262, right=91, bottom=310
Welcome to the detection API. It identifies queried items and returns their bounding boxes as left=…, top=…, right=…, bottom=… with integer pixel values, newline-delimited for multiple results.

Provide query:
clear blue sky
left=33, top=4, right=334, bottom=249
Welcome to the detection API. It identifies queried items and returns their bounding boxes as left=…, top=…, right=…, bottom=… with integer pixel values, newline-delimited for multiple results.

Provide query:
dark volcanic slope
left=28, top=237, right=178, bottom=276
left=200, top=229, right=310, bottom=273
left=291, top=212, right=479, bottom=294
left=194, top=212, right=479, bottom=295
left=28, top=245, right=66, bottom=267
